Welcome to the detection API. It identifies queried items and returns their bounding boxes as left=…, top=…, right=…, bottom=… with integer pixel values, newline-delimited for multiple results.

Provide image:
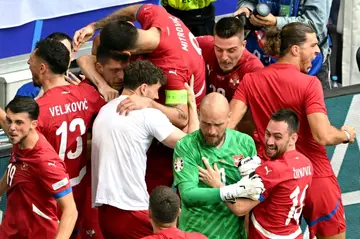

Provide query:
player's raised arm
left=185, top=75, right=199, bottom=133
left=77, top=55, right=119, bottom=101
left=73, top=4, right=143, bottom=50
left=55, top=192, right=78, bottom=239
left=0, top=107, right=6, bottom=130
left=228, top=76, right=250, bottom=129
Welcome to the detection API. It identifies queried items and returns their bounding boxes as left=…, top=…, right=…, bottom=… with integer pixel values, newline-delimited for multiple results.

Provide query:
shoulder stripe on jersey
left=32, top=204, right=52, bottom=220
left=53, top=187, right=72, bottom=199
left=251, top=213, right=302, bottom=239
left=135, top=4, right=145, bottom=22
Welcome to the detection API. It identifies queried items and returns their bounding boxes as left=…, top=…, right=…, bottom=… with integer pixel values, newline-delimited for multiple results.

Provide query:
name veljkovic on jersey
left=49, top=99, right=88, bottom=117
left=293, top=166, right=312, bottom=179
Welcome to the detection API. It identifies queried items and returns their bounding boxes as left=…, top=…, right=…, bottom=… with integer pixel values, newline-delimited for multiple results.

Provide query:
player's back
left=137, top=4, right=206, bottom=105
left=251, top=150, right=313, bottom=238
left=92, top=95, right=175, bottom=210
left=235, top=63, right=331, bottom=177
left=36, top=82, right=104, bottom=185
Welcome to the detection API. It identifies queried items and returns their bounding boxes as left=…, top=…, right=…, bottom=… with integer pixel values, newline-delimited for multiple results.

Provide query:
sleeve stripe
left=53, top=187, right=72, bottom=199
left=135, top=4, right=145, bottom=22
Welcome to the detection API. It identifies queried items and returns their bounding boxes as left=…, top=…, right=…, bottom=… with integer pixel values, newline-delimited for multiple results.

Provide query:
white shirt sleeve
left=144, top=109, right=176, bottom=142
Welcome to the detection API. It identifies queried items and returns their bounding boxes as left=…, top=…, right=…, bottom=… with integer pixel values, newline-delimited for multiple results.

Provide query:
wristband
left=343, top=130, right=350, bottom=143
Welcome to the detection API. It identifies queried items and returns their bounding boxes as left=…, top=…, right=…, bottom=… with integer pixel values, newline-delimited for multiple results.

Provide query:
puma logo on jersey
left=265, top=166, right=272, bottom=175
left=168, top=70, right=177, bottom=75
left=48, top=161, right=56, bottom=167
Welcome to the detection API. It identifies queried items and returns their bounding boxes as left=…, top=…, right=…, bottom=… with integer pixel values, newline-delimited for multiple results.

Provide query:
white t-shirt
left=91, top=95, right=175, bottom=210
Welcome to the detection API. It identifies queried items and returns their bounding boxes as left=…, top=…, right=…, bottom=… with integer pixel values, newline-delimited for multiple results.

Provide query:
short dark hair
left=34, top=39, right=70, bottom=75
left=123, top=60, right=166, bottom=90
left=214, top=17, right=244, bottom=40
left=5, top=96, right=39, bottom=120
left=46, top=32, right=73, bottom=50
left=96, top=44, right=130, bottom=65
left=270, top=109, right=300, bottom=134
left=264, top=22, right=315, bottom=57
left=149, top=186, right=180, bottom=224
left=100, top=20, right=139, bottom=52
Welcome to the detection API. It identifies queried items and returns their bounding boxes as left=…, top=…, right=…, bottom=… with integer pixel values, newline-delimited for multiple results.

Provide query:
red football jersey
left=36, top=82, right=105, bottom=187
left=141, top=228, right=207, bottom=239
left=0, top=132, right=72, bottom=238
left=137, top=4, right=206, bottom=106
left=233, top=64, right=331, bottom=177
left=249, top=150, right=313, bottom=238
left=197, top=35, right=264, bottom=101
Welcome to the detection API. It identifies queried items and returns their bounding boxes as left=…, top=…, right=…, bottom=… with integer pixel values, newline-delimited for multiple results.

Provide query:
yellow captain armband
left=165, top=90, right=188, bottom=105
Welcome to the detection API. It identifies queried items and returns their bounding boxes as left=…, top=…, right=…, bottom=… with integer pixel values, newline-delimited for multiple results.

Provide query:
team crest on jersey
left=174, top=158, right=184, bottom=172
left=21, top=162, right=28, bottom=171
left=233, top=155, right=244, bottom=167
left=229, top=78, right=240, bottom=89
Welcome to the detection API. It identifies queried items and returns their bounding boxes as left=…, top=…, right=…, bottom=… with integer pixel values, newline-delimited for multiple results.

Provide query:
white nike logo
left=48, top=162, right=56, bottom=167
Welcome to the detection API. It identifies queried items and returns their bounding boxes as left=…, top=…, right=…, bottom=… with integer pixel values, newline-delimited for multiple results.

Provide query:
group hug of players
left=0, top=2, right=357, bottom=239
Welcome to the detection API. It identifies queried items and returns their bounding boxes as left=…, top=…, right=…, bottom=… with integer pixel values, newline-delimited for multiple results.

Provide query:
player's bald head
left=199, top=93, right=230, bottom=147
left=200, top=92, right=230, bottom=116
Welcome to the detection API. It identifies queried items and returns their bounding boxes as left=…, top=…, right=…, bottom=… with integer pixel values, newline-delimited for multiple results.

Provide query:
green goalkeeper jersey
left=173, top=129, right=257, bottom=239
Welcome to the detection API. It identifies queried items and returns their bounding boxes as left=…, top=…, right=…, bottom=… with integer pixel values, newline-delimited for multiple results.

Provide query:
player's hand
left=185, top=74, right=196, bottom=108
left=341, top=125, right=356, bottom=144
left=233, top=7, right=251, bottom=17
left=238, top=155, right=262, bottom=176
left=117, top=94, right=152, bottom=115
left=73, top=23, right=96, bottom=52
left=98, top=84, right=119, bottom=102
left=220, top=173, right=264, bottom=202
left=198, top=157, right=223, bottom=188
left=250, top=13, right=277, bottom=27
left=65, top=72, right=85, bottom=85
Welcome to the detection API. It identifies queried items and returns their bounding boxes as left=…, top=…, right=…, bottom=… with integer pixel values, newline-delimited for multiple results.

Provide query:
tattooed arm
left=149, top=102, right=189, bottom=130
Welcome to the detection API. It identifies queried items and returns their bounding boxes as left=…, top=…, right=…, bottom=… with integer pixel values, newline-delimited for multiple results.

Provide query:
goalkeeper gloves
left=238, top=155, right=262, bottom=176
left=220, top=173, right=264, bottom=202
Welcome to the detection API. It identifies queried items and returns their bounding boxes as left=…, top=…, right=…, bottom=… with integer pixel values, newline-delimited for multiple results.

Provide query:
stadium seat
left=356, top=46, right=360, bottom=71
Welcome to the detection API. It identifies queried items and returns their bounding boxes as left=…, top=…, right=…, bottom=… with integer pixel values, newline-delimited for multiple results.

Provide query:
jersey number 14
left=286, top=184, right=309, bottom=225
left=56, top=118, right=86, bottom=160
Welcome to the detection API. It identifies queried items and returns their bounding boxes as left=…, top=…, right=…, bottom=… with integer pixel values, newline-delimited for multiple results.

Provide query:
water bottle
left=331, top=75, right=339, bottom=88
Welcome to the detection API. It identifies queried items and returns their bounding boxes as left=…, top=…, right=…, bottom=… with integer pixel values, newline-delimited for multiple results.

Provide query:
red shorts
left=98, top=205, right=153, bottom=239
left=79, top=172, right=104, bottom=239
left=303, top=175, right=346, bottom=237
left=145, top=142, right=174, bottom=194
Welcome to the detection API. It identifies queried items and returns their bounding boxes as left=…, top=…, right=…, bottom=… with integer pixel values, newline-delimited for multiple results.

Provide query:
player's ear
left=242, top=40, right=247, bottom=48
left=290, top=132, right=298, bottom=145
left=290, top=45, right=300, bottom=57
left=40, top=62, right=47, bottom=74
left=95, top=62, right=103, bottom=74
left=30, top=119, right=38, bottom=130
left=139, top=83, right=147, bottom=96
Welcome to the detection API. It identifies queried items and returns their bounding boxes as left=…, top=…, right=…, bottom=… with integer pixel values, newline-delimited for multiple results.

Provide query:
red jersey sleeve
left=232, top=73, right=250, bottom=104
left=136, top=4, right=168, bottom=30
left=79, top=81, right=106, bottom=114
left=305, top=77, right=327, bottom=115
left=196, top=36, right=214, bottom=62
left=255, top=162, right=281, bottom=202
left=242, top=51, right=264, bottom=73
left=38, top=157, right=72, bottom=199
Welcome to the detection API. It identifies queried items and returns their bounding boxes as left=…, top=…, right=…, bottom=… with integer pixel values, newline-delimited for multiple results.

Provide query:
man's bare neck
left=42, top=74, right=70, bottom=93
